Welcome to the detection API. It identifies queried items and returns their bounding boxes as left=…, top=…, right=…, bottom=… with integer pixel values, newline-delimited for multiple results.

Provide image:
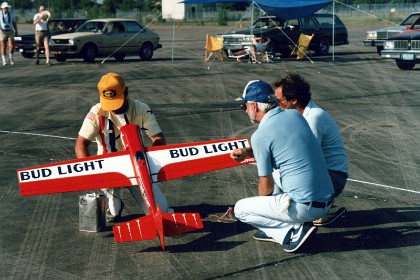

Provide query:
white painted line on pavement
left=0, top=130, right=76, bottom=140
left=3, top=130, right=419, bottom=195
left=348, top=179, right=420, bottom=194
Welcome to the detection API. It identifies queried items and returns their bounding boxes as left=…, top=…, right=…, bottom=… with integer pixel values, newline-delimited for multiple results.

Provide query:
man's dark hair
left=273, top=73, right=311, bottom=107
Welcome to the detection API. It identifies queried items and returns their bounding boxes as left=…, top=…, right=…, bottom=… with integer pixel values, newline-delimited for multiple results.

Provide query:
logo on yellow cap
left=102, top=90, right=117, bottom=98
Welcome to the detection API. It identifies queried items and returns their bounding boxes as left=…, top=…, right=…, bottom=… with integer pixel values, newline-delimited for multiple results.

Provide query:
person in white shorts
left=0, top=2, right=18, bottom=66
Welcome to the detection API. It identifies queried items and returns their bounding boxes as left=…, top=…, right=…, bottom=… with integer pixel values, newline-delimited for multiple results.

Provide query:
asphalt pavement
left=0, top=24, right=419, bottom=279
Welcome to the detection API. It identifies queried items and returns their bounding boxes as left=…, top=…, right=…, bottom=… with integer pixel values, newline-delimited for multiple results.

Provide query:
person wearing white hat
left=33, top=5, right=52, bottom=65
left=0, top=2, right=18, bottom=66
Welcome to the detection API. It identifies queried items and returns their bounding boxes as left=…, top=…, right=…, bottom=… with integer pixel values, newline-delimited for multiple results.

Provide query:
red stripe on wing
left=20, top=173, right=136, bottom=196
left=156, top=154, right=255, bottom=181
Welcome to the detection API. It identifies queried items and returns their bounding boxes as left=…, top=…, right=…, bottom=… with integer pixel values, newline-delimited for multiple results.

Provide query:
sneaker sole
left=283, top=226, right=317, bottom=253
left=314, top=207, right=347, bottom=227
left=253, top=235, right=277, bottom=243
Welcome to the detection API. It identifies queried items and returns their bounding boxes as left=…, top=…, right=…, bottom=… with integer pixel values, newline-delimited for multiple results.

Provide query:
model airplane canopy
left=180, top=0, right=332, bottom=19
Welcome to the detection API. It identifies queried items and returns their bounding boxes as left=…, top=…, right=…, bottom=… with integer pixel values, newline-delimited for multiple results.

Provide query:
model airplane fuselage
left=17, top=124, right=255, bottom=250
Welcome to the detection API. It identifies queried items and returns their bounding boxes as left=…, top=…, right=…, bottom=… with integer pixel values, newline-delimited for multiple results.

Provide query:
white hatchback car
left=51, top=18, right=162, bottom=62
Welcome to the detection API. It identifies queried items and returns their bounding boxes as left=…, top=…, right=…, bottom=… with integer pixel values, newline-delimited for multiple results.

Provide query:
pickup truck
left=363, top=12, right=420, bottom=55
left=220, top=13, right=349, bottom=57
left=14, top=18, right=88, bottom=59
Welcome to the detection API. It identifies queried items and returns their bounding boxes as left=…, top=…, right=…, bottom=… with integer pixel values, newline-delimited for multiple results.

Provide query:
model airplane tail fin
left=113, top=211, right=203, bottom=249
left=162, top=212, right=204, bottom=236
left=113, top=214, right=157, bottom=243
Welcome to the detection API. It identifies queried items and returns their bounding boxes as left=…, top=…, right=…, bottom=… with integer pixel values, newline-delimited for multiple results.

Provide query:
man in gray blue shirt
left=274, top=74, right=348, bottom=226
left=231, top=80, right=334, bottom=252
left=0, top=2, right=18, bottom=65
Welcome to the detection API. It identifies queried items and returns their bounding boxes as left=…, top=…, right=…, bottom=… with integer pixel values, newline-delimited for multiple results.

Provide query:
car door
left=300, top=16, right=319, bottom=48
left=267, top=17, right=301, bottom=53
left=101, top=21, right=128, bottom=55
left=124, top=21, right=148, bottom=53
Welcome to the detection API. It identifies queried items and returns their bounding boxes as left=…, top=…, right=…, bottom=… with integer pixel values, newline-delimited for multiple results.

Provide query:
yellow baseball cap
left=97, top=72, right=126, bottom=111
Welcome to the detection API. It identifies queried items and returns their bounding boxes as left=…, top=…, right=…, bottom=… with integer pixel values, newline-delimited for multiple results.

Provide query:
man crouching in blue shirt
left=230, top=80, right=334, bottom=253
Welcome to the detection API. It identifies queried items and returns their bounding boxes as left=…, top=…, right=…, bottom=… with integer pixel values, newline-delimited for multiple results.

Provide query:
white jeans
left=234, top=193, right=331, bottom=244
left=102, top=183, right=168, bottom=215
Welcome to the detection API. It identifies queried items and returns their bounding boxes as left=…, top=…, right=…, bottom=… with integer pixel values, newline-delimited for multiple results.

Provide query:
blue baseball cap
left=235, top=80, right=276, bottom=103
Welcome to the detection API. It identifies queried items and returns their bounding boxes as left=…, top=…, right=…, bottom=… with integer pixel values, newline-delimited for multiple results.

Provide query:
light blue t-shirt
left=303, top=101, right=348, bottom=174
left=251, top=108, right=333, bottom=203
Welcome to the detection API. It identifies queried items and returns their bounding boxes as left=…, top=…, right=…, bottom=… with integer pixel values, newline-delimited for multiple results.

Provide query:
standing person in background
left=0, top=2, right=17, bottom=66
left=33, top=5, right=51, bottom=65
left=274, top=73, right=348, bottom=226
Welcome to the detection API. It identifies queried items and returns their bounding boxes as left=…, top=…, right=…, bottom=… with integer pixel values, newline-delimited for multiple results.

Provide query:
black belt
left=303, top=199, right=333, bottom=208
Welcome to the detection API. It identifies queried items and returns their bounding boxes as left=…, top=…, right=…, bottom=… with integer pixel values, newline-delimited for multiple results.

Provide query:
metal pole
left=333, top=0, right=335, bottom=62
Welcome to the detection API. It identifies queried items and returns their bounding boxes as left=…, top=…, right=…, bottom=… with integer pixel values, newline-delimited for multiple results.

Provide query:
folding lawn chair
left=290, top=33, right=314, bottom=60
left=205, top=34, right=224, bottom=62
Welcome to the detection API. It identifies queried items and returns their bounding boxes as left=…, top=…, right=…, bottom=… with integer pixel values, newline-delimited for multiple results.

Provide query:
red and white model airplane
left=16, top=124, right=255, bottom=250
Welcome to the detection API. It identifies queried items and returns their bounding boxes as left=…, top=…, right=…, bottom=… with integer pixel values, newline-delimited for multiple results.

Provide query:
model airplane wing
left=17, top=138, right=254, bottom=196
left=146, top=138, right=255, bottom=183
left=17, top=151, right=137, bottom=196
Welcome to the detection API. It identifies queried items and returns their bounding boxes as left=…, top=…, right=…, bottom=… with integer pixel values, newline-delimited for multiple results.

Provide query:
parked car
left=220, top=13, right=349, bottom=57
left=51, top=18, right=162, bottom=62
left=381, top=17, right=420, bottom=70
left=14, top=18, right=88, bottom=59
left=363, top=12, right=420, bottom=54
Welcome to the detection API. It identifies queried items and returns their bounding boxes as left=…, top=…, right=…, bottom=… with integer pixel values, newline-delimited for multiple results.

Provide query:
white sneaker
left=10, top=59, right=14, bottom=65
left=2, top=60, right=6, bottom=66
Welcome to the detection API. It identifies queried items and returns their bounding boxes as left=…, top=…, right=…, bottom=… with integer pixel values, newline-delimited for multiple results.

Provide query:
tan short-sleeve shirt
left=78, top=97, right=162, bottom=154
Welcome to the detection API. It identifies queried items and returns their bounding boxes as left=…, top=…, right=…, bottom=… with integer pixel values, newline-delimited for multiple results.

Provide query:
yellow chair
left=291, top=33, right=314, bottom=60
left=205, top=34, right=224, bottom=62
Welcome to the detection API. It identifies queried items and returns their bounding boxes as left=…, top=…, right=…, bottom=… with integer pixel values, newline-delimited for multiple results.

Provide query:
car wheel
left=376, top=46, right=384, bottom=55
left=114, top=53, right=126, bottom=61
left=395, top=59, right=415, bottom=70
left=139, top=42, right=153, bottom=61
left=54, top=54, right=67, bottom=62
left=21, top=52, right=35, bottom=59
left=82, top=44, right=97, bottom=62
left=280, top=49, right=291, bottom=58
left=315, top=37, right=330, bottom=56
left=265, top=42, right=275, bottom=57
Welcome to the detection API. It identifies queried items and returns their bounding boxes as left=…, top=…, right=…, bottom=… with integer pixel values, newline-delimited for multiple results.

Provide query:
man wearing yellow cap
left=75, top=72, right=169, bottom=222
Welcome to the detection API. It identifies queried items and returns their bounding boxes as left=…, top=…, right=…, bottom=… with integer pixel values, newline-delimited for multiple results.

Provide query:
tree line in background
left=10, top=0, right=160, bottom=18
left=8, top=0, right=419, bottom=24
left=13, top=0, right=419, bottom=15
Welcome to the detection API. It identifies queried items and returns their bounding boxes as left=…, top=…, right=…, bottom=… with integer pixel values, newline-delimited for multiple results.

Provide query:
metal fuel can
left=79, top=193, right=105, bottom=232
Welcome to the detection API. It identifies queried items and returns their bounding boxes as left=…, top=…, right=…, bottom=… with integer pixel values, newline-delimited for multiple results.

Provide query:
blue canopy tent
left=178, top=0, right=337, bottom=62
left=181, top=0, right=332, bottom=20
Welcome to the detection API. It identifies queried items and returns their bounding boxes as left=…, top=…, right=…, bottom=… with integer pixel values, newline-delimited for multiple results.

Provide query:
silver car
left=51, top=18, right=162, bottom=62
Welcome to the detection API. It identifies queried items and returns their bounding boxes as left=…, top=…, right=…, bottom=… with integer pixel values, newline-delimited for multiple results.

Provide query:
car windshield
left=315, top=15, right=345, bottom=27
left=401, top=14, right=420, bottom=26
left=49, top=20, right=83, bottom=33
left=252, top=18, right=285, bottom=29
left=76, top=21, right=105, bottom=33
